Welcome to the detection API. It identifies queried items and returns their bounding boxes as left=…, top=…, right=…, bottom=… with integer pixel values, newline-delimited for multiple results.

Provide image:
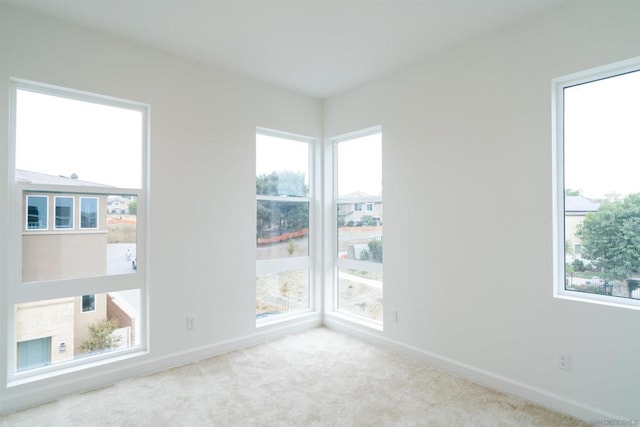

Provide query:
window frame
left=25, top=195, right=48, bottom=231
left=81, top=294, right=96, bottom=313
left=54, top=196, right=74, bottom=230
left=79, top=196, right=99, bottom=230
left=552, top=56, right=640, bottom=310
left=255, top=127, right=316, bottom=324
left=331, top=126, right=383, bottom=328
left=7, top=78, right=150, bottom=383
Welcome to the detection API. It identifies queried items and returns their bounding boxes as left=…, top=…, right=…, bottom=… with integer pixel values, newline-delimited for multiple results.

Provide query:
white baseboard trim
left=1, top=314, right=321, bottom=415
left=323, top=314, right=625, bottom=423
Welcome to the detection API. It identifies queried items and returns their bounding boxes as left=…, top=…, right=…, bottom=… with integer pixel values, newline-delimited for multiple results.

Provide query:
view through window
left=256, top=130, right=312, bottom=320
left=11, top=81, right=146, bottom=376
left=335, top=129, right=383, bottom=322
left=558, top=63, right=640, bottom=306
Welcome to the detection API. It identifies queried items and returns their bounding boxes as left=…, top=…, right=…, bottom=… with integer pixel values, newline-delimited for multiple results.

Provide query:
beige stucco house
left=338, top=191, right=383, bottom=226
left=565, top=195, right=600, bottom=257
left=15, top=170, right=134, bottom=372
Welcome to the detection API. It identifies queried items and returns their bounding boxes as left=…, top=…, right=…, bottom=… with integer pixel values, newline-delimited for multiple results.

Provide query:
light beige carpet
left=2, top=327, right=585, bottom=426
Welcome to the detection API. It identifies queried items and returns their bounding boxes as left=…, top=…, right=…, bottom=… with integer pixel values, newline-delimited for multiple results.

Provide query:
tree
left=80, top=319, right=121, bottom=353
left=256, top=171, right=308, bottom=197
left=128, top=200, right=137, bottom=214
left=360, top=239, right=383, bottom=263
left=256, top=171, right=309, bottom=238
left=565, top=188, right=582, bottom=196
left=577, top=194, right=640, bottom=297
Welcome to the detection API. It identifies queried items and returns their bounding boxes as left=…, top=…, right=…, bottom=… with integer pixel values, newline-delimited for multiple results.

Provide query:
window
left=54, top=196, right=74, bottom=229
left=26, top=195, right=47, bottom=230
left=80, top=197, right=98, bottom=229
left=10, top=79, right=148, bottom=379
left=256, top=129, right=313, bottom=321
left=82, top=294, right=96, bottom=312
left=553, top=57, right=640, bottom=308
left=333, top=128, right=383, bottom=324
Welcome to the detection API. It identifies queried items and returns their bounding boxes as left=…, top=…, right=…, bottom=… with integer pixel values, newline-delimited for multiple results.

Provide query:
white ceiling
left=6, top=0, right=563, bottom=98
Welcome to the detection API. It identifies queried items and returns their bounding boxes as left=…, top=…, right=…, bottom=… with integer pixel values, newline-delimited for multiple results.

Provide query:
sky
left=256, top=131, right=382, bottom=197
left=336, top=132, right=382, bottom=197
left=15, top=89, right=143, bottom=189
left=18, top=89, right=382, bottom=197
left=564, top=70, right=640, bottom=200
left=256, top=133, right=309, bottom=182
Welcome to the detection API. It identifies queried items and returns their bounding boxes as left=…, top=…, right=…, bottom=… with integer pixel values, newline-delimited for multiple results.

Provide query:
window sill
left=8, top=347, right=148, bottom=388
left=554, top=289, right=640, bottom=311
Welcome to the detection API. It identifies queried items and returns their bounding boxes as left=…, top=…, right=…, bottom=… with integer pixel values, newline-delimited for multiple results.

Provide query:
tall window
left=334, top=128, right=383, bottom=323
left=10, top=80, right=148, bottom=379
left=26, top=195, right=47, bottom=230
left=54, top=196, right=74, bottom=229
left=80, top=197, right=99, bottom=229
left=554, top=58, right=640, bottom=308
left=256, top=129, right=313, bottom=321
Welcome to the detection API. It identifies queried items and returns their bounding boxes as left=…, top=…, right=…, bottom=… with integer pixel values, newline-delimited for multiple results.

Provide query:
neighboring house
left=15, top=170, right=135, bottom=371
left=565, top=195, right=600, bottom=258
left=338, top=191, right=383, bottom=226
left=107, top=195, right=134, bottom=215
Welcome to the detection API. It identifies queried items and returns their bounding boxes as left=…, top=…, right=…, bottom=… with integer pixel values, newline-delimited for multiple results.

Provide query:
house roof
left=341, top=191, right=378, bottom=199
left=565, top=196, right=600, bottom=213
left=16, top=169, right=111, bottom=187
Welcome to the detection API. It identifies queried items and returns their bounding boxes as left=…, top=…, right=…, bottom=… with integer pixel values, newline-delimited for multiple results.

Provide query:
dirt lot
left=107, top=214, right=137, bottom=244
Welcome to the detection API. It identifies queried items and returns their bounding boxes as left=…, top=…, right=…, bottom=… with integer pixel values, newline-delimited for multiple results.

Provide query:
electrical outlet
left=186, top=316, right=196, bottom=330
left=557, top=352, right=571, bottom=370
left=391, top=309, right=398, bottom=323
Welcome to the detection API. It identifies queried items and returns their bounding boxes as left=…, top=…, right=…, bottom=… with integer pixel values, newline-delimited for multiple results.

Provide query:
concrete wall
left=15, top=298, right=75, bottom=368
left=324, top=0, right=640, bottom=421
left=73, top=294, right=108, bottom=354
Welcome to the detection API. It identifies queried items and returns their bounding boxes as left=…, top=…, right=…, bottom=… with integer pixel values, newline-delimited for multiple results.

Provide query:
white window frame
left=25, top=195, right=48, bottom=231
left=7, top=79, right=150, bottom=383
left=54, top=196, right=74, bottom=230
left=255, top=127, right=316, bottom=325
left=79, top=196, right=99, bottom=230
left=552, top=56, right=640, bottom=310
left=81, top=294, right=96, bottom=313
left=331, top=126, right=383, bottom=329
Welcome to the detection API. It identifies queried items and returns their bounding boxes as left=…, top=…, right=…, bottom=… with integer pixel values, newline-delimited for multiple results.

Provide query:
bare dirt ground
left=256, top=227, right=384, bottom=321
left=256, top=269, right=309, bottom=315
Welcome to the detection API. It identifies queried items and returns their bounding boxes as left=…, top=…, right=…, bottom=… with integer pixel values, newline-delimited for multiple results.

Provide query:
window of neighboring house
left=553, top=57, right=640, bottom=308
left=17, top=337, right=51, bottom=372
left=256, top=129, right=313, bottom=322
left=333, top=128, right=383, bottom=325
left=10, top=79, right=148, bottom=380
left=80, top=197, right=98, bottom=229
left=366, top=203, right=373, bottom=212
left=54, top=196, right=74, bottom=229
left=82, top=294, right=96, bottom=312
left=26, top=195, right=48, bottom=230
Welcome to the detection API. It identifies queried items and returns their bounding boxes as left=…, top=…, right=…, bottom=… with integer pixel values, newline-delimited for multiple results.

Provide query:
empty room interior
left=0, top=0, right=639, bottom=424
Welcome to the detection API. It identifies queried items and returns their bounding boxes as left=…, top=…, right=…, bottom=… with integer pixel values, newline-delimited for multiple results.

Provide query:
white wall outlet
left=391, top=309, right=398, bottom=323
left=186, top=316, right=196, bottom=330
left=557, top=351, right=571, bottom=370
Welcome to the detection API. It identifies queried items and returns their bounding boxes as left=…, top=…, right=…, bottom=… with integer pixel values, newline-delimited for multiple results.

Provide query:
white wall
left=2, top=1, right=639, bottom=421
left=0, top=4, right=322, bottom=413
left=324, top=1, right=640, bottom=421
